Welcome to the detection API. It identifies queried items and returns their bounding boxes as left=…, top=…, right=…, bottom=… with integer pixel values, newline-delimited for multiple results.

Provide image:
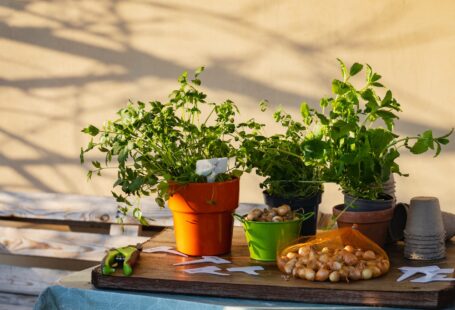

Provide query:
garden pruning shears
left=101, top=244, right=142, bottom=276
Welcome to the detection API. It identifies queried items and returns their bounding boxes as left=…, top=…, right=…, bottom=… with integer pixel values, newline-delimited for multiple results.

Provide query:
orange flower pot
left=168, top=178, right=239, bottom=256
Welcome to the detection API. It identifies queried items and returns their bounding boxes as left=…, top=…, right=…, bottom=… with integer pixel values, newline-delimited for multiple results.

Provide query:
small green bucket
left=234, top=212, right=313, bottom=261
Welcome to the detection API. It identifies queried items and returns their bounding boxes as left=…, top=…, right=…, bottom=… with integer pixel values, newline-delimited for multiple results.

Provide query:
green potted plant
left=316, top=59, right=452, bottom=245
left=80, top=67, right=247, bottom=256
left=239, top=102, right=325, bottom=236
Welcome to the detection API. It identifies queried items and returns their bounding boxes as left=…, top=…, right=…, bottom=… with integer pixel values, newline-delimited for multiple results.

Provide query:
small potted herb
left=239, top=102, right=325, bottom=236
left=317, top=59, right=452, bottom=245
left=80, top=67, right=246, bottom=256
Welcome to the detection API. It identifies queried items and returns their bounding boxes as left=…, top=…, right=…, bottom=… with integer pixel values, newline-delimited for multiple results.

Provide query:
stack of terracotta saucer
left=404, top=197, right=446, bottom=260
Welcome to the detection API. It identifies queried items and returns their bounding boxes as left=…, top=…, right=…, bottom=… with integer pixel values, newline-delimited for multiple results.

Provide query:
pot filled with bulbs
left=234, top=205, right=313, bottom=261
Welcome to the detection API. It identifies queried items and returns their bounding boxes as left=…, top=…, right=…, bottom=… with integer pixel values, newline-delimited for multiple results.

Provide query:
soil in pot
left=168, top=178, right=239, bottom=256
left=333, top=203, right=394, bottom=247
left=263, top=190, right=322, bottom=236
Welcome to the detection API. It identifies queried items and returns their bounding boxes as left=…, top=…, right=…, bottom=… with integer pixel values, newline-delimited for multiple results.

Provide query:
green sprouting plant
left=314, top=59, right=452, bottom=200
left=238, top=100, right=326, bottom=199
left=80, top=67, right=245, bottom=222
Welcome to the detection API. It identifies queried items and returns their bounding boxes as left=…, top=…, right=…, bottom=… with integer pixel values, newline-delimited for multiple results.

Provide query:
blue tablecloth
left=32, top=268, right=417, bottom=310
left=34, top=285, right=404, bottom=310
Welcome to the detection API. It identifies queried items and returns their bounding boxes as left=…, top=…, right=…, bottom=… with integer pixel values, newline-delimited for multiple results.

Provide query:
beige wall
left=1, top=0, right=454, bottom=213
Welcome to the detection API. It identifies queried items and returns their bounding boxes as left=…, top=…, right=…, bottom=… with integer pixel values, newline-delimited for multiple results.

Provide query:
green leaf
left=371, top=73, right=382, bottom=82
left=349, top=63, right=363, bottom=76
left=300, top=102, right=311, bottom=125
left=118, top=147, right=129, bottom=163
left=434, top=143, right=442, bottom=157
left=320, top=97, right=329, bottom=108
left=79, top=147, right=85, bottom=164
left=231, top=169, right=243, bottom=177
left=259, top=100, right=268, bottom=112
left=376, top=110, right=398, bottom=130
left=157, top=181, right=169, bottom=192
left=128, top=177, right=143, bottom=192
left=437, top=137, right=450, bottom=145
left=361, top=88, right=375, bottom=101
left=315, top=112, right=329, bottom=125
left=138, top=216, right=149, bottom=226
left=81, top=125, right=99, bottom=136
left=178, top=71, right=188, bottom=83
left=368, top=128, right=395, bottom=155
left=337, top=58, right=348, bottom=81
left=92, top=161, right=101, bottom=169
left=133, top=207, right=142, bottom=219
left=410, top=138, right=429, bottom=154
left=195, top=66, right=205, bottom=77
left=155, top=197, right=165, bottom=208
left=332, top=79, right=349, bottom=95
left=366, top=64, right=373, bottom=82
left=422, top=130, right=433, bottom=140
left=381, top=90, right=392, bottom=106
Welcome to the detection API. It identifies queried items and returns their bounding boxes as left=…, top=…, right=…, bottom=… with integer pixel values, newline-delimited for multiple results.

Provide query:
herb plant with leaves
left=80, top=67, right=245, bottom=221
left=239, top=101, right=326, bottom=200
left=315, top=59, right=452, bottom=200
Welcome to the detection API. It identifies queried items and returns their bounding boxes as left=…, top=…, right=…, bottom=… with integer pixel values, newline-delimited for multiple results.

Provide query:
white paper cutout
left=142, top=246, right=188, bottom=257
left=173, top=256, right=231, bottom=266
left=196, top=158, right=228, bottom=183
left=226, top=266, right=264, bottom=275
left=411, top=274, right=455, bottom=283
left=397, top=266, right=455, bottom=283
left=183, top=266, right=230, bottom=276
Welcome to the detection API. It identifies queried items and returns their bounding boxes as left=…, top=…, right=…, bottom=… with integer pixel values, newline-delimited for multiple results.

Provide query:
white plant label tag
left=226, top=266, right=264, bottom=275
left=142, top=246, right=188, bottom=257
left=174, top=256, right=231, bottom=266
left=411, top=274, right=455, bottom=283
left=183, top=266, right=230, bottom=276
left=397, top=266, right=455, bottom=283
left=196, top=157, right=228, bottom=183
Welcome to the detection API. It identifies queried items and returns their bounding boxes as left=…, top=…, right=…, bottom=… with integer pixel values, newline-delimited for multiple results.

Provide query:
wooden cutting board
left=92, top=228, right=455, bottom=309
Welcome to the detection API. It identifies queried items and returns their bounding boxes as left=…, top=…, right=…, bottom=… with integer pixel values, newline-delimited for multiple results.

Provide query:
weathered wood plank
left=0, top=252, right=97, bottom=271
left=0, top=191, right=170, bottom=225
left=0, top=264, right=70, bottom=296
left=0, top=226, right=149, bottom=261
left=0, top=292, right=36, bottom=310
left=0, top=191, right=262, bottom=226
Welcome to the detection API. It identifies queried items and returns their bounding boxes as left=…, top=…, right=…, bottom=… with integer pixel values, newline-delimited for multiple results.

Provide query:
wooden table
left=92, top=228, right=455, bottom=309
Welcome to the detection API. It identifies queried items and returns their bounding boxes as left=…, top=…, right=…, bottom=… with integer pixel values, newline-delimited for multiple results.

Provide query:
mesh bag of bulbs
left=277, top=227, right=390, bottom=282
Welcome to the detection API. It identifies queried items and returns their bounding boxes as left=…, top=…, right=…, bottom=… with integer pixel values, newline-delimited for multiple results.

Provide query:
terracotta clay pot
left=333, top=204, right=394, bottom=247
left=168, top=178, right=239, bottom=256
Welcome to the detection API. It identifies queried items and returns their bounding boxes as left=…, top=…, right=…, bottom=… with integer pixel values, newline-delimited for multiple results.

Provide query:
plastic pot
left=263, top=190, right=322, bottom=236
left=388, top=202, right=455, bottom=242
left=168, top=178, right=239, bottom=256
left=333, top=203, right=394, bottom=247
left=344, top=193, right=395, bottom=211
left=234, top=213, right=312, bottom=261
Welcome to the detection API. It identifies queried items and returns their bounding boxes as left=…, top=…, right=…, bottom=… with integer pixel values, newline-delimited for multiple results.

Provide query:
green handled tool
left=101, top=244, right=142, bottom=276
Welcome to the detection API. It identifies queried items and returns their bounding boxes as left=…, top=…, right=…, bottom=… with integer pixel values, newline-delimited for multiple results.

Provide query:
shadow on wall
left=0, top=0, right=453, bottom=193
